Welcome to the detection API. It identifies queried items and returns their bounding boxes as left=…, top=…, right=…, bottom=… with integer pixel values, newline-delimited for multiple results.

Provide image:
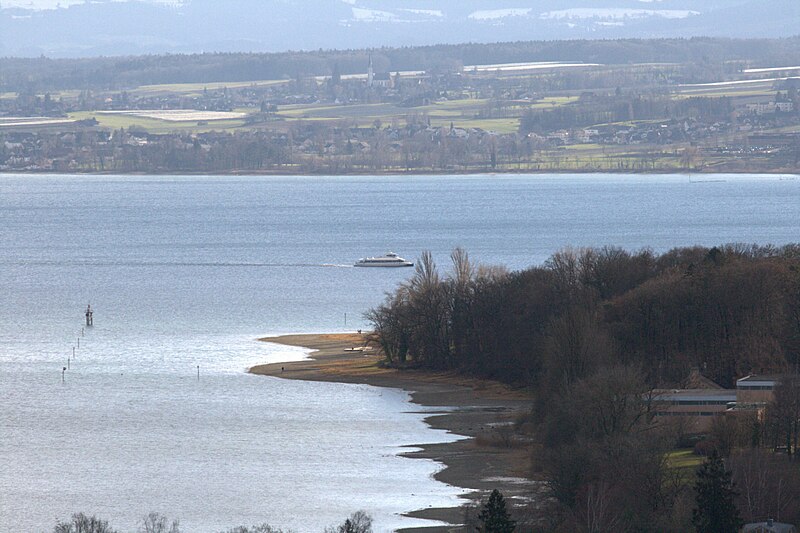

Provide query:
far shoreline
left=3, top=168, right=800, bottom=177
left=249, top=333, right=536, bottom=533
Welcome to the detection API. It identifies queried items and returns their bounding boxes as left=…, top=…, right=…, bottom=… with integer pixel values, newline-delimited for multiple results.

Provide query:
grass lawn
left=68, top=111, right=249, bottom=133
left=278, top=102, right=402, bottom=119
left=426, top=98, right=489, bottom=109
left=132, top=79, right=289, bottom=96
left=667, top=449, right=703, bottom=483
left=535, top=96, right=580, bottom=107
left=271, top=97, right=529, bottom=132
left=675, top=86, right=775, bottom=98
left=429, top=117, right=519, bottom=133
left=565, top=143, right=605, bottom=150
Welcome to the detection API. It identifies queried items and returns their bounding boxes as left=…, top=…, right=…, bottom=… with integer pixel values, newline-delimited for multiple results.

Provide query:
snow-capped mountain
left=0, top=0, right=797, bottom=57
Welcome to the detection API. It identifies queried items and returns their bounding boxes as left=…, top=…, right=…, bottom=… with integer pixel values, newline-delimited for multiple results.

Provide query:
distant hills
left=1, top=0, right=799, bottom=58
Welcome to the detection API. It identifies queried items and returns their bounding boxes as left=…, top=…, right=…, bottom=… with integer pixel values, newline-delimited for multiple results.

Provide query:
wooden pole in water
left=197, top=365, right=200, bottom=381
left=67, top=356, right=70, bottom=370
left=62, top=367, right=66, bottom=384
left=77, top=337, right=80, bottom=348
left=72, top=346, right=75, bottom=358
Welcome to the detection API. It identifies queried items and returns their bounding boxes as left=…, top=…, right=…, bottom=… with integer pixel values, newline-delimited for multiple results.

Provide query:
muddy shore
left=249, top=333, right=537, bottom=532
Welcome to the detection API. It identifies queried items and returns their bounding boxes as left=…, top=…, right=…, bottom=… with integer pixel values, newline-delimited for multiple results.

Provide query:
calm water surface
left=1, top=173, right=799, bottom=532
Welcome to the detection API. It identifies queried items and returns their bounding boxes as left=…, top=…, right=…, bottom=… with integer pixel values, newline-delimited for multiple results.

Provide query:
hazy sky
left=0, top=0, right=180, bottom=8
left=0, top=0, right=81, bottom=7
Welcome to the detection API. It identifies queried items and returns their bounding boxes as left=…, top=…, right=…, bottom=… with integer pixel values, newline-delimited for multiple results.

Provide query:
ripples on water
left=1, top=173, right=799, bottom=532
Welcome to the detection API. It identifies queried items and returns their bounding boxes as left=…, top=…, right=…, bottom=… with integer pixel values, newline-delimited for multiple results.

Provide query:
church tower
left=367, top=54, right=374, bottom=88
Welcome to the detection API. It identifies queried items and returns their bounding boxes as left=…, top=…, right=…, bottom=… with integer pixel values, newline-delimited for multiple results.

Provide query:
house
left=653, top=389, right=736, bottom=432
left=579, top=128, right=599, bottom=142
left=730, top=374, right=800, bottom=423
left=745, top=101, right=795, bottom=115
left=372, top=72, right=393, bottom=89
left=736, top=374, right=787, bottom=406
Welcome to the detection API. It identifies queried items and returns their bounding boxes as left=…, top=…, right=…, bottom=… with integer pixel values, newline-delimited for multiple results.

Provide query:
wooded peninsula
left=367, top=244, right=800, bottom=531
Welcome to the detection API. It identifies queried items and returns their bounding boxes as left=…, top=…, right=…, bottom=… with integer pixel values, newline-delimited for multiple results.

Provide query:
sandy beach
left=249, top=333, right=538, bottom=532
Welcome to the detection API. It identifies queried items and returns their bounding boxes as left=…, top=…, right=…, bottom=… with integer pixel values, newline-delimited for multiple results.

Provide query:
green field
left=68, top=111, right=249, bottom=133
left=667, top=449, right=703, bottom=484
left=535, top=96, right=580, bottom=107
left=132, top=79, right=289, bottom=97
left=676, top=88, right=774, bottom=99
left=675, top=79, right=778, bottom=99
left=429, top=117, right=520, bottom=133
left=269, top=96, right=573, bottom=133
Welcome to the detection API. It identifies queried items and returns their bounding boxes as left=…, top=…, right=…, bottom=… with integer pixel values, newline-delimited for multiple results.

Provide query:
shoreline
left=249, top=333, right=537, bottom=532
left=3, top=168, right=800, bottom=177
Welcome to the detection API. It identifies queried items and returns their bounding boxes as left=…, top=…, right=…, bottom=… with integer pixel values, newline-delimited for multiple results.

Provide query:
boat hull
left=354, top=262, right=414, bottom=267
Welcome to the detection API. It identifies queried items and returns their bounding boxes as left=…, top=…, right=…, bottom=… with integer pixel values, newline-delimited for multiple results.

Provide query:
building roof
left=652, top=389, right=736, bottom=402
left=742, top=521, right=797, bottom=533
left=737, top=374, right=796, bottom=385
left=687, top=367, right=725, bottom=389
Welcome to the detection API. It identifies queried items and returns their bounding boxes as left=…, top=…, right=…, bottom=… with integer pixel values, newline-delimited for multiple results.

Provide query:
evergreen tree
left=692, top=450, right=742, bottom=533
left=476, top=489, right=516, bottom=533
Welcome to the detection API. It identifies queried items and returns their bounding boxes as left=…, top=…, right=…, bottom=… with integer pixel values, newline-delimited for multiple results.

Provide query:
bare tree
left=576, top=481, right=623, bottom=533
left=140, top=513, right=180, bottom=533
left=542, top=307, right=613, bottom=389
left=218, top=526, right=291, bottom=533
left=766, top=376, right=800, bottom=456
left=324, top=511, right=373, bottom=533
left=729, top=448, right=800, bottom=524
left=53, top=513, right=118, bottom=533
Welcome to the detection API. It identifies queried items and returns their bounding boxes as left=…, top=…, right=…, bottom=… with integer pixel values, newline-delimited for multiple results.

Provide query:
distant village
left=2, top=55, right=800, bottom=173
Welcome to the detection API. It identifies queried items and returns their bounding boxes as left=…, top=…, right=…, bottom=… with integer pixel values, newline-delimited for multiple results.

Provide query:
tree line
left=48, top=491, right=516, bottom=533
left=368, top=244, right=800, bottom=387
left=520, top=95, right=735, bottom=134
left=3, top=36, right=800, bottom=93
left=52, top=511, right=372, bottom=533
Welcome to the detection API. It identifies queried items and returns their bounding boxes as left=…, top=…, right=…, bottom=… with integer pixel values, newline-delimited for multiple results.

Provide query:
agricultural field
left=676, top=77, right=794, bottom=99
left=0, top=92, right=578, bottom=135
left=67, top=111, right=249, bottom=133
left=130, top=79, right=290, bottom=97
left=0, top=117, right=78, bottom=128
left=272, top=96, right=576, bottom=133
left=99, top=110, right=247, bottom=122
left=464, top=61, right=602, bottom=73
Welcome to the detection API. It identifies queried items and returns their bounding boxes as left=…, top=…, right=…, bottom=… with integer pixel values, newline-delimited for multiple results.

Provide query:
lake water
left=1, top=173, right=799, bottom=533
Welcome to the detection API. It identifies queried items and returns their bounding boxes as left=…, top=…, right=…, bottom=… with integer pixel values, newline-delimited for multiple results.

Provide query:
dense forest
left=368, top=245, right=800, bottom=531
left=3, top=36, right=800, bottom=93
left=368, top=244, right=800, bottom=388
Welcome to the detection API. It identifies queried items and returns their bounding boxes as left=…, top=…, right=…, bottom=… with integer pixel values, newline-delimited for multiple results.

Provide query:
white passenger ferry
left=354, top=252, right=414, bottom=267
